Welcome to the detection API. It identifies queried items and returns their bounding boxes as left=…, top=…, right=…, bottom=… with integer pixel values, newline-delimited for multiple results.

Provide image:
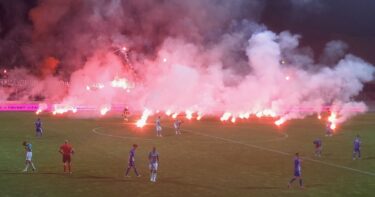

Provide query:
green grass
left=0, top=112, right=374, bottom=197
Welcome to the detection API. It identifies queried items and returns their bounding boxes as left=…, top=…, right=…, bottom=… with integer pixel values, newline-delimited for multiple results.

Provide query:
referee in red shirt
left=59, top=140, right=74, bottom=174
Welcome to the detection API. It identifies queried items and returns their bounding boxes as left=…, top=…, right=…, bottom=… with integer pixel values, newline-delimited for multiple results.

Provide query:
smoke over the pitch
left=0, top=0, right=374, bottom=123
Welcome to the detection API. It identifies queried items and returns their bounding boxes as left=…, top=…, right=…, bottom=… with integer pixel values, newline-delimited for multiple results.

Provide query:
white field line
left=92, top=125, right=375, bottom=177
left=262, top=132, right=288, bottom=142
left=180, top=128, right=375, bottom=177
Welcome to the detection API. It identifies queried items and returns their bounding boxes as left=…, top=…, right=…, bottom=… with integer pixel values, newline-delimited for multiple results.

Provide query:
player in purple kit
left=148, top=147, right=159, bottom=182
left=35, top=118, right=43, bottom=137
left=125, top=144, right=141, bottom=177
left=313, top=138, right=322, bottom=157
left=288, top=153, right=303, bottom=188
left=352, top=135, right=361, bottom=160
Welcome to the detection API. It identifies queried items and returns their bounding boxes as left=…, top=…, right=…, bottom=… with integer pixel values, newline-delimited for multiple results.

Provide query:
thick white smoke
left=0, top=0, right=374, bottom=125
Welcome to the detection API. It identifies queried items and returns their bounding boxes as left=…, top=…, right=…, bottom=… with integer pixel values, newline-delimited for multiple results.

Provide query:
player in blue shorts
left=22, top=141, right=36, bottom=172
left=125, top=144, right=141, bottom=177
left=352, top=135, right=361, bottom=160
left=313, top=138, right=322, bottom=157
left=155, top=116, right=162, bottom=137
left=35, top=118, right=43, bottom=137
left=288, top=153, right=303, bottom=188
left=149, top=147, right=159, bottom=182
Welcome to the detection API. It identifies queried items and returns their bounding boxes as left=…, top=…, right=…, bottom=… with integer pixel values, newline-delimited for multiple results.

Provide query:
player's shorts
left=128, top=161, right=135, bottom=167
left=62, top=154, right=71, bottom=163
left=156, top=126, right=162, bottom=131
left=149, top=163, right=158, bottom=171
left=26, top=152, right=32, bottom=161
left=353, top=148, right=360, bottom=153
left=294, top=170, right=301, bottom=177
left=36, top=128, right=43, bottom=133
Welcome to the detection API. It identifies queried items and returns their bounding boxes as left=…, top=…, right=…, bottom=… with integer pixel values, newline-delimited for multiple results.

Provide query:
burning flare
left=136, top=109, right=152, bottom=128
left=36, top=103, right=48, bottom=115
left=185, top=110, right=193, bottom=120
left=52, top=104, right=77, bottom=115
left=328, top=112, right=337, bottom=130
left=220, top=112, right=232, bottom=121
left=100, top=106, right=111, bottom=116
left=274, top=118, right=286, bottom=126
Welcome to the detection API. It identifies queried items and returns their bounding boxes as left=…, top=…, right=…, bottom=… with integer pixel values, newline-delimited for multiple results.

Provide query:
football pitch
left=0, top=112, right=374, bottom=197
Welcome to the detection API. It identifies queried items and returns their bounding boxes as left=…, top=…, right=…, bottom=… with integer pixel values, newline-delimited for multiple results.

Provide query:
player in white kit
left=174, top=119, right=182, bottom=135
left=149, top=147, right=159, bottom=182
left=22, top=141, right=36, bottom=172
left=155, top=116, right=162, bottom=137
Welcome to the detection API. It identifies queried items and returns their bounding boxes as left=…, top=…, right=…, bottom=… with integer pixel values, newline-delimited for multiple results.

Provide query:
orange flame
left=328, top=112, right=337, bottom=130
left=220, top=112, right=231, bottom=121
left=275, top=118, right=286, bottom=126
left=100, top=106, right=111, bottom=116
left=136, top=109, right=151, bottom=128
left=185, top=110, right=193, bottom=120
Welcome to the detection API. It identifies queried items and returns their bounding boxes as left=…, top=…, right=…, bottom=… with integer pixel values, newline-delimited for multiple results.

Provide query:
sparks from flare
left=275, top=118, right=286, bottom=126
left=35, top=103, right=48, bottom=115
left=86, top=83, right=104, bottom=91
left=328, top=112, right=337, bottom=130
left=100, top=106, right=111, bottom=115
left=197, top=112, right=203, bottom=120
left=111, top=77, right=129, bottom=89
left=185, top=110, right=193, bottom=120
left=52, top=104, right=77, bottom=115
left=165, top=110, right=172, bottom=116
left=136, top=109, right=152, bottom=128
left=220, top=112, right=231, bottom=121
left=172, top=112, right=178, bottom=119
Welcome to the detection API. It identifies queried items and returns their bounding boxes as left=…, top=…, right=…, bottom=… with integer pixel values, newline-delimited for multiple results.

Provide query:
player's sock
left=64, top=165, right=67, bottom=172
left=23, top=163, right=29, bottom=172
left=299, top=179, right=303, bottom=187
left=125, top=167, right=130, bottom=176
left=289, top=178, right=296, bottom=184
left=31, top=163, right=36, bottom=171
left=153, top=173, right=157, bottom=182
left=152, top=173, right=155, bottom=182
left=134, top=168, right=140, bottom=177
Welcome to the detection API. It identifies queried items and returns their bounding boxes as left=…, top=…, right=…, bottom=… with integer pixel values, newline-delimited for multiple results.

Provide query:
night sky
left=262, top=0, right=375, bottom=66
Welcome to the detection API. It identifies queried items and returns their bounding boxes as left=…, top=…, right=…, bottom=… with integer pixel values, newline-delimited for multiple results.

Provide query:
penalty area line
left=182, top=128, right=375, bottom=177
